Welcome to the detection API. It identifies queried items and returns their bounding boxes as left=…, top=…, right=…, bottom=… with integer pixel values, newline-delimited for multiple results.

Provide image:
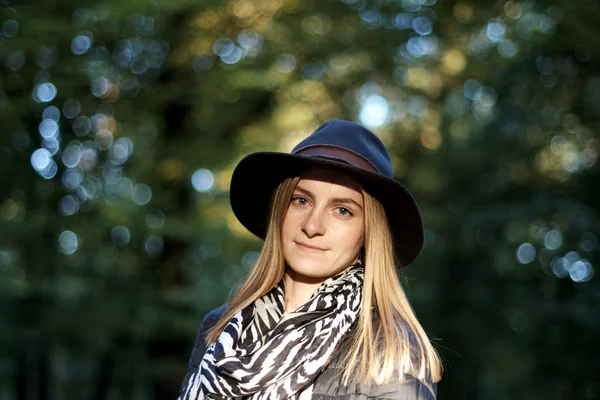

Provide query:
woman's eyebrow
left=294, top=186, right=314, bottom=199
left=331, top=197, right=363, bottom=210
left=294, top=186, right=363, bottom=210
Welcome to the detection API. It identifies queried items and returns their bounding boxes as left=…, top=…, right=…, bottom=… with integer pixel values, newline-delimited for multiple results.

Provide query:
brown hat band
left=293, top=145, right=379, bottom=173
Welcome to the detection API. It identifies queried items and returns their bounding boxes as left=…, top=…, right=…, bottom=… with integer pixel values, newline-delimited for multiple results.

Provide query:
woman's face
left=282, top=167, right=365, bottom=283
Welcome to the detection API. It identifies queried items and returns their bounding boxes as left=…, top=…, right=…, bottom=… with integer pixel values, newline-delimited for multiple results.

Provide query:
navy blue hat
left=230, top=119, right=424, bottom=267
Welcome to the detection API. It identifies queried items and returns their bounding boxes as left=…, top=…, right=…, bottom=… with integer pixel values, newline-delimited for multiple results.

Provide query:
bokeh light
left=395, top=13, right=414, bottom=29
left=580, top=232, right=597, bottom=252
left=31, top=148, right=54, bottom=174
left=59, top=195, right=80, bottom=216
left=111, top=226, right=131, bottom=246
left=72, top=8, right=91, bottom=26
left=62, top=167, right=84, bottom=190
left=145, top=235, right=164, bottom=257
left=498, top=40, right=519, bottom=58
left=32, top=83, right=58, bottom=103
left=4, top=51, right=25, bottom=71
left=412, top=16, right=433, bottom=35
left=237, top=29, right=262, bottom=49
left=145, top=209, right=165, bottom=229
left=132, top=183, right=152, bottom=205
left=34, top=45, right=56, bottom=69
left=552, top=256, right=570, bottom=278
left=359, top=95, right=389, bottom=128
left=191, top=169, right=215, bottom=192
left=535, top=56, right=554, bottom=76
left=110, top=138, right=133, bottom=164
left=569, top=260, right=594, bottom=283
left=274, top=54, right=296, bottom=73
left=114, top=178, right=134, bottom=197
left=42, top=138, right=60, bottom=156
left=406, top=35, right=439, bottom=57
left=91, top=78, right=110, bottom=98
left=72, top=116, right=92, bottom=136
left=42, top=106, right=61, bottom=122
left=62, top=144, right=83, bottom=168
left=81, top=176, right=102, bottom=199
left=544, top=230, right=563, bottom=250
left=79, top=147, right=98, bottom=171
left=516, top=243, right=536, bottom=264
left=2, top=20, right=19, bottom=37
left=71, top=32, right=93, bottom=55
left=39, top=119, right=59, bottom=139
left=58, top=230, right=79, bottom=254
left=102, top=163, right=122, bottom=185
left=401, top=0, right=422, bottom=12
left=463, top=79, right=482, bottom=100
left=63, top=99, right=81, bottom=119
left=95, top=130, right=114, bottom=151
left=486, top=18, right=506, bottom=42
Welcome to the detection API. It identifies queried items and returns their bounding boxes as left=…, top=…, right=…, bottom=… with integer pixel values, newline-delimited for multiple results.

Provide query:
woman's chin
left=285, top=261, right=345, bottom=283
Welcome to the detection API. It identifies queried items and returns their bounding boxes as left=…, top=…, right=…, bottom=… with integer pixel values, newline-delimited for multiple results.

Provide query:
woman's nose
left=301, top=208, right=326, bottom=237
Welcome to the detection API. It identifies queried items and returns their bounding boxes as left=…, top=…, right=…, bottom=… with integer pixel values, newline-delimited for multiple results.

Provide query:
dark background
left=1, top=0, right=598, bottom=399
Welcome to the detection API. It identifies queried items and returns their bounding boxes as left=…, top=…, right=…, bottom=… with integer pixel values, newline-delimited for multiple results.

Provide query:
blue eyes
left=291, top=196, right=353, bottom=217
left=338, top=207, right=350, bottom=216
left=295, top=197, right=308, bottom=206
left=292, top=196, right=309, bottom=207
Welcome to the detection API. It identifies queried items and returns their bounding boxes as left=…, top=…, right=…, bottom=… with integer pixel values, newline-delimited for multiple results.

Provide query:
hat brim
left=229, top=152, right=424, bottom=267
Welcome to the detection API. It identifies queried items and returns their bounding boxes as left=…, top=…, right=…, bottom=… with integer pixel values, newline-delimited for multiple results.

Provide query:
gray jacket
left=179, top=305, right=437, bottom=400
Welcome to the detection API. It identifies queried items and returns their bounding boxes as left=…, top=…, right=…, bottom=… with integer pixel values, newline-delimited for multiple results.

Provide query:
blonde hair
left=206, top=176, right=299, bottom=342
left=206, top=175, right=442, bottom=385
left=341, top=188, right=442, bottom=385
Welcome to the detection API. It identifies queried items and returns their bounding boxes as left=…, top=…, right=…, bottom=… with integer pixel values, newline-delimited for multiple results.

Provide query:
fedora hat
left=229, top=119, right=424, bottom=267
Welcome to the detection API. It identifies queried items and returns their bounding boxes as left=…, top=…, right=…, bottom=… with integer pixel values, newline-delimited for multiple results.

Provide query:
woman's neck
left=282, top=256, right=361, bottom=313
left=283, top=269, right=326, bottom=313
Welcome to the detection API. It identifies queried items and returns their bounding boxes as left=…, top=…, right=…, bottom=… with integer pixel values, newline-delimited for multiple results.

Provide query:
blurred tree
left=0, top=0, right=598, bottom=399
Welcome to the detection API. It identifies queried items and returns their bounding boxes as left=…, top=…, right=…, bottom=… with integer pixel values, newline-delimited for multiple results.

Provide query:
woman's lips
left=295, top=241, right=326, bottom=251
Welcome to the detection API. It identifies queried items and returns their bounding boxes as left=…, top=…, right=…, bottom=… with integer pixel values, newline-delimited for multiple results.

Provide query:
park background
left=1, top=0, right=598, bottom=399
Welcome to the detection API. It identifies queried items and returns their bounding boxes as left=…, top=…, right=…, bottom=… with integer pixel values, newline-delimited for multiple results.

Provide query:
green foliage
left=1, top=0, right=599, bottom=398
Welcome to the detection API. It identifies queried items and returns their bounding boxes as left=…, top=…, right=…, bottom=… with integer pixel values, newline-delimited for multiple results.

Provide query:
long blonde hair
left=206, top=175, right=442, bottom=385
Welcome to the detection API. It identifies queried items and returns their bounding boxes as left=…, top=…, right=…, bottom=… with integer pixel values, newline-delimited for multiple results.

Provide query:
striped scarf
left=179, top=261, right=364, bottom=400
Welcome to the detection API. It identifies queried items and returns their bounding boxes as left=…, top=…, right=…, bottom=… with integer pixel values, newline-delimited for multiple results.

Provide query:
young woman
left=178, top=119, right=442, bottom=399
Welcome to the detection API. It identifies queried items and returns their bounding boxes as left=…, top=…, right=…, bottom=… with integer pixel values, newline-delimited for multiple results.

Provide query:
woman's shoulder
left=316, top=318, right=437, bottom=399
left=188, top=304, right=227, bottom=355
left=190, top=304, right=228, bottom=358
left=313, top=364, right=436, bottom=400
left=179, top=303, right=230, bottom=391
left=200, top=303, right=228, bottom=332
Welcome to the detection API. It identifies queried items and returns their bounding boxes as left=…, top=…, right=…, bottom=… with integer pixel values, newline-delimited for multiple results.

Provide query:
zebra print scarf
left=179, top=261, right=364, bottom=400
